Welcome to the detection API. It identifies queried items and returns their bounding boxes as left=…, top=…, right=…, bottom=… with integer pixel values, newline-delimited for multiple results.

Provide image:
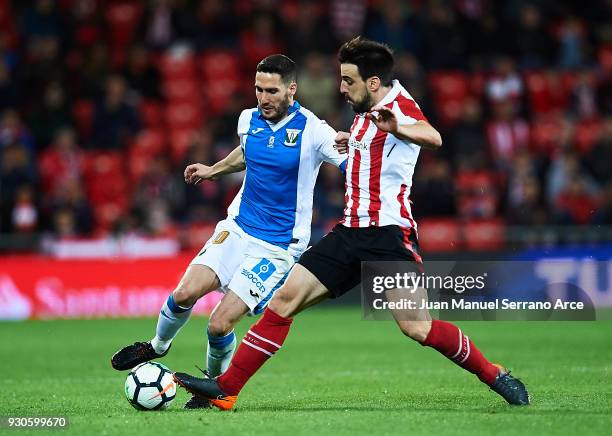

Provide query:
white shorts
left=191, top=218, right=295, bottom=314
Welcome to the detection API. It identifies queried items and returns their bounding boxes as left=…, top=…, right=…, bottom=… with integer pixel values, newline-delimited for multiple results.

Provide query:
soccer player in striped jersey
left=173, top=38, right=530, bottom=409
left=111, top=54, right=348, bottom=408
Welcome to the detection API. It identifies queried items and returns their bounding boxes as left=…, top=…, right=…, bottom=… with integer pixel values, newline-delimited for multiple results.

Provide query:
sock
left=151, top=295, right=193, bottom=354
left=422, top=320, right=499, bottom=385
left=217, top=309, right=293, bottom=396
left=206, top=329, right=237, bottom=378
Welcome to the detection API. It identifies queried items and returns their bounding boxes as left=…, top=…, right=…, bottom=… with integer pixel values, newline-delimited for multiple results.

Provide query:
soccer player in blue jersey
left=111, top=55, right=347, bottom=408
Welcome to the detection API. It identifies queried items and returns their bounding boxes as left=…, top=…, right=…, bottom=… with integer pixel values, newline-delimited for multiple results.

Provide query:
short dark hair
left=338, top=37, right=394, bottom=86
left=256, top=54, right=297, bottom=84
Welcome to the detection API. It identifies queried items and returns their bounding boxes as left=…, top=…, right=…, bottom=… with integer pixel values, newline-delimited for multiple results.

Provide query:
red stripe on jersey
left=367, top=129, right=387, bottom=225
left=395, top=93, right=427, bottom=122
left=349, top=115, right=360, bottom=132
left=348, top=117, right=371, bottom=227
left=397, top=183, right=417, bottom=230
left=398, top=184, right=409, bottom=219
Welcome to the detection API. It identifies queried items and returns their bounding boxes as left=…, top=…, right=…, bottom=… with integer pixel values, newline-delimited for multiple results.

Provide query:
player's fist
left=184, top=163, right=218, bottom=185
left=367, top=105, right=398, bottom=134
left=334, top=131, right=350, bottom=154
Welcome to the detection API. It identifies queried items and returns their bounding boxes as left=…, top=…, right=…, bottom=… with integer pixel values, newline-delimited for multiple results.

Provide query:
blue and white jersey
left=227, top=101, right=347, bottom=258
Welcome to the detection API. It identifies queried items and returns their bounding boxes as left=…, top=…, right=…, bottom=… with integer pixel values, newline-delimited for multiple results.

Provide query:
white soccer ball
left=124, top=362, right=176, bottom=410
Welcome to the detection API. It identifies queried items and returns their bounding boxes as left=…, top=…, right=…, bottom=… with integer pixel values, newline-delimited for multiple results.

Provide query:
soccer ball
left=124, top=362, right=176, bottom=410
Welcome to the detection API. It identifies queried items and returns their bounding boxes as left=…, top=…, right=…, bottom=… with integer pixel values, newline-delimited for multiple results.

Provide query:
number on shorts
left=213, top=231, right=230, bottom=244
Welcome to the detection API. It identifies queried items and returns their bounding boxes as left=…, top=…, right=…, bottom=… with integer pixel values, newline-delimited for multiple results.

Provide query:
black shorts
left=298, top=224, right=422, bottom=299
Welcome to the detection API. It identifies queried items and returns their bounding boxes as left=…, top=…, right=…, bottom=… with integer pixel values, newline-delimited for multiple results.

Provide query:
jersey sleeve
left=312, top=119, right=347, bottom=172
left=236, top=109, right=252, bottom=150
left=388, top=94, right=428, bottom=125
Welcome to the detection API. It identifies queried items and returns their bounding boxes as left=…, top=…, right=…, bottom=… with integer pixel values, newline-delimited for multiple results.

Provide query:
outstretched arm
left=184, top=145, right=246, bottom=185
left=367, top=105, right=442, bottom=150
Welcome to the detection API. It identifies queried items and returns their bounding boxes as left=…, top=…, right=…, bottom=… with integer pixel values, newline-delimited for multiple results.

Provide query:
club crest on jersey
left=283, top=129, right=301, bottom=146
left=267, top=136, right=275, bottom=148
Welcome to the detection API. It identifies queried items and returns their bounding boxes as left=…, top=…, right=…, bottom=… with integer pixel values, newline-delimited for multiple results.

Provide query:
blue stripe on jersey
left=235, top=104, right=307, bottom=248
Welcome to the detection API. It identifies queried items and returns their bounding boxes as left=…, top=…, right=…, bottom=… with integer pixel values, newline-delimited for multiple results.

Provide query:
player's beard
left=259, top=96, right=290, bottom=123
left=349, top=91, right=374, bottom=114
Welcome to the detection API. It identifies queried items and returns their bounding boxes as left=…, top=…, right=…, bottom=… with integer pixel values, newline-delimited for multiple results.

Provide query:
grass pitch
left=1, top=307, right=611, bottom=435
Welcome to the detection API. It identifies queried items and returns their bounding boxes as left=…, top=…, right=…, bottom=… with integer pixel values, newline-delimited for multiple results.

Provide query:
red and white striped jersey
left=341, top=80, right=427, bottom=232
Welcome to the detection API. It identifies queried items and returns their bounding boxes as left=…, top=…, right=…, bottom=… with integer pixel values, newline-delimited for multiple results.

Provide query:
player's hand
left=367, top=105, right=398, bottom=134
left=184, top=163, right=218, bottom=185
left=334, top=131, right=349, bottom=154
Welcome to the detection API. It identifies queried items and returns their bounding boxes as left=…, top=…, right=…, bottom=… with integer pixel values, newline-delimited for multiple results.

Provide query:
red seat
left=159, top=51, right=197, bottom=80
left=106, top=1, right=142, bottom=48
left=469, top=71, right=487, bottom=97
left=163, top=79, right=202, bottom=104
left=525, top=70, right=569, bottom=114
left=128, top=130, right=166, bottom=182
left=127, top=150, right=154, bottom=184
left=456, top=171, right=498, bottom=219
left=574, top=119, right=602, bottom=155
left=429, top=71, right=469, bottom=101
left=199, top=50, right=241, bottom=79
left=131, top=129, right=166, bottom=155
left=84, top=151, right=123, bottom=177
left=72, top=100, right=94, bottom=139
left=38, top=149, right=85, bottom=194
left=456, top=170, right=497, bottom=193
left=0, top=0, right=13, bottom=28
left=165, top=103, right=203, bottom=130
left=530, top=115, right=564, bottom=155
left=463, top=219, right=506, bottom=251
left=169, top=129, right=196, bottom=163
left=429, top=72, right=469, bottom=127
left=437, top=100, right=464, bottom=126
left=417, top=219, right=461, bottom=252
left=598, top=45, right=612, bottom=73
left=83, top=151, right=128, bottom=203
left=139, top=100, right=163, bottom=128
left=199, top=50, right=241, bottom=114
left=93, top=200, right=129, bottom=231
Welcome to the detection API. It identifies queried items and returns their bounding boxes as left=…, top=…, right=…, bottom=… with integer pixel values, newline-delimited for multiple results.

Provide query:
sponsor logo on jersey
left=348, top=138, right=369, bottom=151
left=283, top=129, right=301, bottom=146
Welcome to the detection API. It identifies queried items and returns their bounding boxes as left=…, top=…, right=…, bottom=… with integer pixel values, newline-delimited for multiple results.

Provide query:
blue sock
left=151, top=295, right=192, bottom=354
left=206, top=328, right=236, bottom=377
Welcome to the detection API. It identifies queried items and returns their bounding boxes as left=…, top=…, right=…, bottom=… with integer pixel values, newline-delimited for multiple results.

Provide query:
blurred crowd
left=0, top=0, right=611, bottom=251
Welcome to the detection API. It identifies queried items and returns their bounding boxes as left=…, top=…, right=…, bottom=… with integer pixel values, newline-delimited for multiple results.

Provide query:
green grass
left=1, top=307, right=611, bottom=435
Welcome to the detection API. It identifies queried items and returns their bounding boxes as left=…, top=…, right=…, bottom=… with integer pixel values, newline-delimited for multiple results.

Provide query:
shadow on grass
left=167, top=394, right=609, bottom=416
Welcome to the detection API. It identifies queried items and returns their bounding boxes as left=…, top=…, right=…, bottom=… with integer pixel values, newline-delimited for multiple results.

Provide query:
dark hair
left=256, top=54, right=297, bottom=84
left=338, top=37, right=394, bottom=86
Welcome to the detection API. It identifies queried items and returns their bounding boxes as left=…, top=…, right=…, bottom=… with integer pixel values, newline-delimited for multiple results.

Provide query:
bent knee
left=207, top=314, right=235, bottom=337
left=398, top=320, right=432, bottom=343
left=267, top=286, right=299, bottom=317
left=172, top=283, right=202, bottom=307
